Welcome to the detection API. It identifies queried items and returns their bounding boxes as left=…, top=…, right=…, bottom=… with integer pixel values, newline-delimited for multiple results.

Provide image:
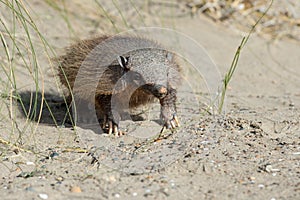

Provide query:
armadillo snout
left=157, top=85, right=167, bottom=95
left=140, top=84, right=168, bottom=99
left=152, top=84, right=168, bottom=99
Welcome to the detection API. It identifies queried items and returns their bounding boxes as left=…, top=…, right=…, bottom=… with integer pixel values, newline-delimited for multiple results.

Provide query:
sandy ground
left=0, top=0, right=299, bottom=199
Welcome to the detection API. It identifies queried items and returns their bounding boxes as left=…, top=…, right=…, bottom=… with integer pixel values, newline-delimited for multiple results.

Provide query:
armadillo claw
left=161, top=114, right=180, bottom=133
left=170, top=120, right=176, bottom=129
left=173, top=115, right=180, bottom=127
left=103, top=118, right=124, bottom=137
left=108, top=121, right=113, bottom=135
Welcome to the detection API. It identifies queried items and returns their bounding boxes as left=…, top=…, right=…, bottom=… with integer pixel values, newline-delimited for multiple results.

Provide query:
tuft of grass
left=218, top=0, right=274, bottom=113
left=0, top=0, right=75, bottom=151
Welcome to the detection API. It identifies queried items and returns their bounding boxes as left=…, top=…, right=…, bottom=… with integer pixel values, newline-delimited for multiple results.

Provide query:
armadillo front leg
left=103, top=113, right=123, bottom=136
left=96, top=95, right=123, bottom=136
left=159, top=88, right=180, bottom=132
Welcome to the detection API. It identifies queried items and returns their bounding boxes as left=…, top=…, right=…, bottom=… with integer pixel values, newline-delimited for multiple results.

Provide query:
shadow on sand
left=17, top=91, right=73, bottom=127
left=16, top=91, right=148, bottom=134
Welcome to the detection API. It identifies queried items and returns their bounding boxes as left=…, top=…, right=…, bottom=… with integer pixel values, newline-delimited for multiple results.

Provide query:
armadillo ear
left=118, top=56, right=130, bottom=71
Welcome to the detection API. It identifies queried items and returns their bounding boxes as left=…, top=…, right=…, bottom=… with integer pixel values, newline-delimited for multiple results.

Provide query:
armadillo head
left=115, top=48, right=176, bottom=99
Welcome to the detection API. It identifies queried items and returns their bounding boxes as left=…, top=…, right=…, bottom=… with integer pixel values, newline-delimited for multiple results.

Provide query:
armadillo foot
left=102, top=116, right=124, bottom=136
left=161, top=114, right=180, bottom=133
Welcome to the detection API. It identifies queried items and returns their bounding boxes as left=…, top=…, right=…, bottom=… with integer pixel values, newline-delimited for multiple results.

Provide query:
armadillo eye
left=134, top=73, right=141, bottom=80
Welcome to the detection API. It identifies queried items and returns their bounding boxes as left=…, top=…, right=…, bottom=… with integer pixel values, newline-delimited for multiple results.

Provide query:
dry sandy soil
left=0, top=0, right=299, bottom=199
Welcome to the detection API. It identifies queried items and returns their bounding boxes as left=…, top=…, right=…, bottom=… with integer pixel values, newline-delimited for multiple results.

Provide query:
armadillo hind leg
left=159, top=88, right=180, bottom=132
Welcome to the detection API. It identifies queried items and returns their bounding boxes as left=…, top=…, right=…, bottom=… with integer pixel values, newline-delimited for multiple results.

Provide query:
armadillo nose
left=154, top=85, right=168, bottom=99
left=158, top=86, right=167, bottom=94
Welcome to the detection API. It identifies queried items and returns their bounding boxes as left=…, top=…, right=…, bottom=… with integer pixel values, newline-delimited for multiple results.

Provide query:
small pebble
left=132, top=192, right=138, bottom=196
left=145, top=189, right=151, bottom=193
left=114, top=193, right=120, bottom=198
left=50, top=152, right=59, bottom=158
left=170, top=180, right=175, bottom=187
left=266, top=165, right=280, bottom=173
left=38, top=193, right=48, bottom=199
left=70, top=186, right=82, bottom=193
left=108, top=176, right=117, bottom=183
left=55, top=176, right=64, bottom=182
left=162, top=188, right=169, bottom=196
left=26, top=161, right=35, bottom=165
left=258, top=184, right=265, bottom=188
